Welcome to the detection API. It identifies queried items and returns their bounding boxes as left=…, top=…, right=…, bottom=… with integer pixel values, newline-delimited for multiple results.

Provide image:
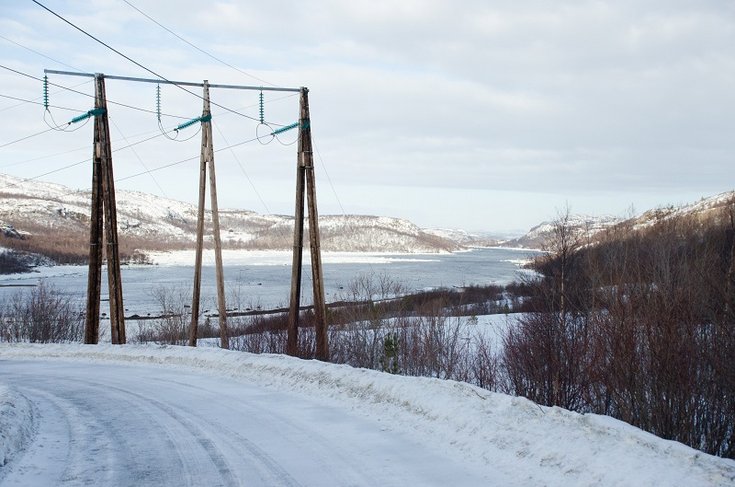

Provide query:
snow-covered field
left=1, top=344, right=733, bottom=486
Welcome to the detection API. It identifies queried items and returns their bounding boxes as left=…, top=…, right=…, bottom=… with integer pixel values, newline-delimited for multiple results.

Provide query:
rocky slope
left=0, top=174, right=460, bottom=267
left=502, top=191, right=735, bottom=250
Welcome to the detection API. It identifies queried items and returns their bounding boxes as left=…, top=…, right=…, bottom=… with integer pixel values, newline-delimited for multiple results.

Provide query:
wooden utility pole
left=287, top=87, right=328, bottom=361
left=84, top=73, right=125, bottom=344
left=48, top=69, right=312, bottom=352
left=84, top=91, right=104, bottom=344
left=188, top=81, right=229, bottom=349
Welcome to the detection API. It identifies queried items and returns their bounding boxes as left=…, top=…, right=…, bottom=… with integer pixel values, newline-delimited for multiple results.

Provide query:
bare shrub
left=133, top=286, right=191, bottom=345
left=471, top=332, right=501, bottom=390
left=0, top=282, right=83, bottom=343
left=230, top=329, right=287, bottom=354
left=227, top=273, right=503, bottom=389
left=504, top=206, right=735, bottom=459
left=503, top=311, right=596, bottom=411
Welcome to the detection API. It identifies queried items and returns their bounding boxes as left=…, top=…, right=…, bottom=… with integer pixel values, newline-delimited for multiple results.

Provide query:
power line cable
left=0, top=143, right=87, bottom=170
left=116, top=134, right=260, bottom=182
left=1, top=62, right=297, bottom=130
left=0, top=63, right=92, bottom=98
left=312, top=137, right=379, bottom=281
left=109, top=116, right=168, bottom=198
left=213, top=120, right=272, bottom=215
left=0, top=127, right=57, bottom=149
left=120, top=0, right=275, bottom=87
left=29, top=157, right=89, bottom=180
left=26, top=126, right=176, bottom=181
left=32, top=0, right=264, bottom=124
left=313, top=139, right=349, bottom=217
left=0, top=33, right=81, bottom=72
left=0, top=124, right=169, bottom=170
left=0, top=93, right=78, bottom=112
left=0, top=63, right=193, bottom=120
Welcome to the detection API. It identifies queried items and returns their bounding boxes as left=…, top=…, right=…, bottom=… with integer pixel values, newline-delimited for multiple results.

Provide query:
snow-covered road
left=0, top=359, right=487, bottom=486
left=1, top=344, right=734, bottom=487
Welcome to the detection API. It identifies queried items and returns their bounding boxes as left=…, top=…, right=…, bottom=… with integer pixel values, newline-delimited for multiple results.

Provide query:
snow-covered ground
left=1, top=344, right=733, bottom=486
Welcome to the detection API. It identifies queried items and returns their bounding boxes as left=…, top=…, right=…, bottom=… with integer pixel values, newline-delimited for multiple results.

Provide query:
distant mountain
left=629, top=192, right=735, bottom=229
left=0, top=174, right=461, bottom=268
left=424, top=228, right=502, bottom=248
left=502, top=191, right=735, bottom=250
left=502, top=215, right=622, bottom=250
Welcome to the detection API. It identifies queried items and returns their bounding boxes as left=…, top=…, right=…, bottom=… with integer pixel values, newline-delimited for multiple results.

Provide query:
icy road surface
left=1, top=344, right=734, bottom=486
left=0, top=360, right=487, bottom=487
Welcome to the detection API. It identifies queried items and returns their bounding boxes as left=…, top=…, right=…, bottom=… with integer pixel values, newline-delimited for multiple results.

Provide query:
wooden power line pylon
left=188, top=81, right=229, bottom=349
left=84, top=73, right=125, bottom=344
left=287, top=88, right=328, bottom=361
left=45, top=69, right=328, bottom=358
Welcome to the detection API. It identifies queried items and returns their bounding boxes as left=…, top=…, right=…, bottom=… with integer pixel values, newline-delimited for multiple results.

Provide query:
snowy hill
left=0, top=174, right=459, bottom=258
left=424, top=227, right=502, bottom=247
left=1, top=344, right=733, bottom=486
left=631, top=191, right=735, bottom=228
left=503, top=214, right=622, bottom=249
left=503, top=191, right=735, bottom=250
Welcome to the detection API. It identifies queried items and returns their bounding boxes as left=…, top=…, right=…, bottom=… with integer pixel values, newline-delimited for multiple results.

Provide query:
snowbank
left=0, top=385, right=33, bottom=467
left=1, top=343, right=734, bottom=486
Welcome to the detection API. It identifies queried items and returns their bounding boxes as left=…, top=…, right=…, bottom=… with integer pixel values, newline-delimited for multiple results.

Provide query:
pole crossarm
left=44, top=69, right=302, bottom=93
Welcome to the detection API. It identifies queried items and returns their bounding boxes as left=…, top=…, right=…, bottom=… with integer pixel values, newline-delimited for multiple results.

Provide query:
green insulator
left=70, top=108, right=106, bottom=124
left=175, top=114, right=210, bottom=131
left=43, top=75, right=49, bottom=110
left=156, top=84, right=161, bottom=122
left=175, top=117, right=199, bottom=131
left=259, top=91, right=264, bottom=124
left=70, top=112, right=90, bottom=124
left=272, top=121, right=299, bottom=135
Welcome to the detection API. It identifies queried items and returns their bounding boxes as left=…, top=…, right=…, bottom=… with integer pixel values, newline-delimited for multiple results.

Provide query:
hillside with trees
left=505, top=201, right=735, bottom=458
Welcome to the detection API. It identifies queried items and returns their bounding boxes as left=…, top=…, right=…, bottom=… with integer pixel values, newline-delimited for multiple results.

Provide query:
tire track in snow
left=152, top=376, right=460, bottom=487
left=45, top=376, right=239, bottom=487
left=95, top=382, right=292, bottom=487
left=0, top=358, right=495, bottom=487
left=3, top=368, right=300, bottom=487
left=1, top=384, right=119, bottom=486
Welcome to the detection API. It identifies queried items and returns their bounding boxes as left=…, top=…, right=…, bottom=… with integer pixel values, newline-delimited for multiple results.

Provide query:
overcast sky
left=1, top=0, right=734, bottom=234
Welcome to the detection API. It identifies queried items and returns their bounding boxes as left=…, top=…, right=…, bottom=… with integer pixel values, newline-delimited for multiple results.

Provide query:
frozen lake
left=0, top=247, right=540, bottom=316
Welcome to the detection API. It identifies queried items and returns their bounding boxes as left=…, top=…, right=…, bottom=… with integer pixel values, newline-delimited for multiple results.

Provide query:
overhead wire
left=116, top=134, right=260, bottom=183
left=43, top=107, right=92, bottom=132
left=0, top=63, right=92, bottom=98
left=0, top=63, right=285, bottom=188
left=0, top=126, right=58, bottom=149
left=0, top=124, right=178, bottom=171
left=0, top=63, right=192, bottom=120
left=212, top=120, right=271, bottom=213
left=9, top=4, right=325, bottom=298
left=0, top=124, right=180, bottom=207
left=212, top=120, right=300, bottom=271
left=0, top=93, right=78, bottom=113
left=313, top=139, right=349, bottom=217
left=312, top=136, right=379, bottom=284
left=0, top=144, right=88, bottom=170
left=32, top=0, right=265, bottom=125
left=120, top=0, right=276, bottom=87
left=109, top=116, right=169, bottom=198
left=22, top=124, right=179, bottom=182
left=0, top=33, right=81, bottom=72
